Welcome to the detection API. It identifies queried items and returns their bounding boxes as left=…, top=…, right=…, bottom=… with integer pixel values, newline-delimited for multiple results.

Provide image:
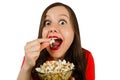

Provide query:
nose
left=49, top=26, right=58, bottom=33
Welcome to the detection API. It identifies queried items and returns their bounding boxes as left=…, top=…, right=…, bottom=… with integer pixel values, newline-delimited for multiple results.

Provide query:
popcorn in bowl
left=35, top=59, right=74, bottom=80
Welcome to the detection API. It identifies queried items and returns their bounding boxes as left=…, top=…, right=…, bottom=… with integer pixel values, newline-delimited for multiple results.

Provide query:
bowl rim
left=36, top=69, right=74, bottom=74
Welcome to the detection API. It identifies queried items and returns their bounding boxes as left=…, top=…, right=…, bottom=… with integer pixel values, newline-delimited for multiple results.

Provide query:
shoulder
left=82, top=48, right=91, bottom=55
left=82, top=48, right=94, bottom=66
left=82, top=48, right=94, bottom=61
left=82, top=48, right=95, bottom=80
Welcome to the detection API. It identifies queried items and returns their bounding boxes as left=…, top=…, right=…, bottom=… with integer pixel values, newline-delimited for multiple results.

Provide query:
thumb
left=70, top=77, right=75, bottom=80
left=40, top=42, right=49, bottom=51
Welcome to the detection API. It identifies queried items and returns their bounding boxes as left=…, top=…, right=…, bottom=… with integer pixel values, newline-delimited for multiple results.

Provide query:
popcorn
left=35, top=60, right=74, bottom=80
left=50, top=38, right=55, bottom=47
left=50, top=38, right=55, bottom=45
left=35, top=59, right=74, bottom=74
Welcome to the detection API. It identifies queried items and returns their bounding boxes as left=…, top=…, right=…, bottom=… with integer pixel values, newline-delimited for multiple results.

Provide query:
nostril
left=49, top=29, right=57, bottom=33
left=50, top=30, right=52, bottom=32
left=54, top=30, right=57, bottom=32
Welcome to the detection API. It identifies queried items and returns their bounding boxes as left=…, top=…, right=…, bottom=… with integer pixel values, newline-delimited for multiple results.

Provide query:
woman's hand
left=70, top=77, right=75, bottom=80
left=23, top=39, right=50, bottom=69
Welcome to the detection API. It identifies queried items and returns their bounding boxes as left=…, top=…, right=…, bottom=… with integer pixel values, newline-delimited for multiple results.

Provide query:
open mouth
left=50, top=38, right=63, bottom=50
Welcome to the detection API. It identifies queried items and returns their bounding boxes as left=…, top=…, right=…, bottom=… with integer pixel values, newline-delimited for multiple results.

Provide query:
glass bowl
left=35, top=60, right=74, bottom=80
left=37, top=70, right=73, bottom=80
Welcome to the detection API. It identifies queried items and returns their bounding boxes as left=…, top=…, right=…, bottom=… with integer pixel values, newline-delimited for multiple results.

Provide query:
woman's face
left=42, top=6, right=74, bottom=59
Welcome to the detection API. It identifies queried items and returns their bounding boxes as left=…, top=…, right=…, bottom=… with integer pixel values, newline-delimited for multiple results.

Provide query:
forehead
left=46, top=6, right=70, bottom=17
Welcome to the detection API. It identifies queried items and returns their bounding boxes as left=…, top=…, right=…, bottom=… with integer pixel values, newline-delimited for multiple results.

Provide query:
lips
left=48, top=36, right=63, bottom=50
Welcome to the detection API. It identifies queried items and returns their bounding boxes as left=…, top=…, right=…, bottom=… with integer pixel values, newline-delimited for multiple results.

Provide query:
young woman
left=17, top=2, right=95, bottom=80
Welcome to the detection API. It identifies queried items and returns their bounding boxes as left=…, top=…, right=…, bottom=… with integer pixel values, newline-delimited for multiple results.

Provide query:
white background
left=0, top=0, right=120, bottom=80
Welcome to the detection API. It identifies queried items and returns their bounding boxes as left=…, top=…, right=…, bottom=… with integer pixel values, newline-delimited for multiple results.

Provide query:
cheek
left=62, top=28, right=74, bottom=43
left=42, top=28, right=48, bottom=38
left=64, top=29, right=74, bottom=39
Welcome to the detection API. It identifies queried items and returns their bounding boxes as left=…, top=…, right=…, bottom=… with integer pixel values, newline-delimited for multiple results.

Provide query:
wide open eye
left=59, top=20, right=67, bottom=25
left=44, top=20, right=51, bottom=26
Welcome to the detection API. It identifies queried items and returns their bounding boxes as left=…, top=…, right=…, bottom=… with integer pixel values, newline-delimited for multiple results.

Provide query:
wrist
left=22, top=62, right=33, bottom=72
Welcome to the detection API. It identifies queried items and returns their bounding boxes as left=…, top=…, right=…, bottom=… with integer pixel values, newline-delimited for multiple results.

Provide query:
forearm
left=17, top=64, right=33, bottom=80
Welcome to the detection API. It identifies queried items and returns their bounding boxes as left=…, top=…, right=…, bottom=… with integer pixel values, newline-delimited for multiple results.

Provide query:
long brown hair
left=32, top=2, right=86, bottom=80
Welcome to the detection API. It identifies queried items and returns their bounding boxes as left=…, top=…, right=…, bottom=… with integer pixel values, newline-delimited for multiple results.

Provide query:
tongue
left=50, top=41, right=61, bottom=49
left=52, top=41, right=60, bottom=46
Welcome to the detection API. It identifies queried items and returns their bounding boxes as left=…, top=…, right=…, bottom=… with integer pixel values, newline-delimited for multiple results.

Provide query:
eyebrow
left=45, top=14, right=69, bottom=19
left=59, top=14, right=69, bottom=18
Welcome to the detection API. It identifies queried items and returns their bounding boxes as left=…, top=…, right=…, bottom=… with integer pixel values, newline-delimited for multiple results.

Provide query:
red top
left=83, top=49, right=95, bottom=80
left=21, top=49, right=95, bottom=80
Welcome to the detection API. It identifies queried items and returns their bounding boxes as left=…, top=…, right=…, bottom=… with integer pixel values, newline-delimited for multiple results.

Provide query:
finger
left=70, top=77, right=75, bottom=80
left=25, top=44, right=40, bottom=53
left=26, top=51, right=40, bottom=61
left=40, top=42, right=50, bottom=51
left=37, top=38, right=50, bottom=51
left=25, top=39, right=39, bottom=50
left=37, top=38, right=50, bottom=43
left=25, top=38, right=50, bottom=50
left=31, top=51, right=40, bottom=61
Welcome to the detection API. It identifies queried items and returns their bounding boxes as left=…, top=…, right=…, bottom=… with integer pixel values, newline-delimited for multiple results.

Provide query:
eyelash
left=59, top=20, right=67, bottom=25
left=44, top=20, right=51, bottom=26
left=44, top=19, right=67, bottom=26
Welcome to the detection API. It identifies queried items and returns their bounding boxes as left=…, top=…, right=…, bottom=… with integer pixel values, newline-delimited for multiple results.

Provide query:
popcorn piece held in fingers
left=50, top=38, right=55, bottom=47
left=50, top=38, right=55, bottom=44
